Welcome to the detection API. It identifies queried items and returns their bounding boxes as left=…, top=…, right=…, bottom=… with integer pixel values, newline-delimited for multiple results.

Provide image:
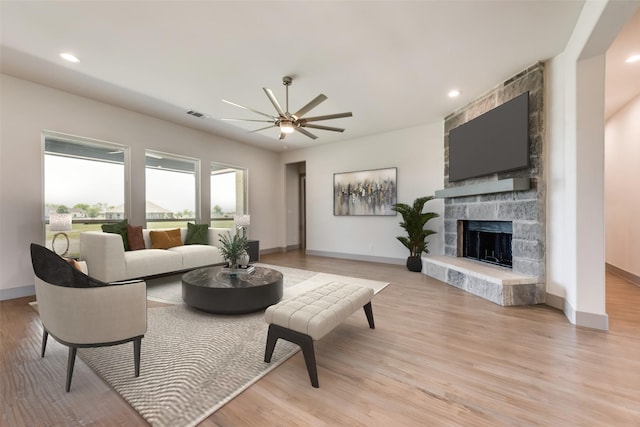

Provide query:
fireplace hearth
left=460, top=220, right=513, bottom=268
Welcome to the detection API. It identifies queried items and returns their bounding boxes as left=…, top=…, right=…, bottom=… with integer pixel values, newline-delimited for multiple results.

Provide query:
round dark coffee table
left=181, top=266, right=283, bottom=314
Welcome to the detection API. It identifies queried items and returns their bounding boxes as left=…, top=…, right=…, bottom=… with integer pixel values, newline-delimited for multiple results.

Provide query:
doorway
left=300, top=174, right=306, bottom=250
left=285, top=161, right=306, bottom=252
left=604, top=10, right=640, bottom=329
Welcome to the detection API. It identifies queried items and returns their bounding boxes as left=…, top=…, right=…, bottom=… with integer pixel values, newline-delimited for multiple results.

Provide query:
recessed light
left=625, top=54, right=640, bottom=64
left=448, top=89, right=460, bottom=98
left=59, top=53, right=79, bottom=63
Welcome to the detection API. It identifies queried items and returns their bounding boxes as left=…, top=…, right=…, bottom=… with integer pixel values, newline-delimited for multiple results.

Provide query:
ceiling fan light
left=280, top=121, right=295, bottom=133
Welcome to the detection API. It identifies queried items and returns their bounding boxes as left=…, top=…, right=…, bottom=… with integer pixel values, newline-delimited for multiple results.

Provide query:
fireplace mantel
left=434, top=177, right=530, bottom=199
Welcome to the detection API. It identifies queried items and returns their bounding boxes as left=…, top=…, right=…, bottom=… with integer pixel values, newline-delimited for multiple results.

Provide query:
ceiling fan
left=220, top=76, right=352, bottom=140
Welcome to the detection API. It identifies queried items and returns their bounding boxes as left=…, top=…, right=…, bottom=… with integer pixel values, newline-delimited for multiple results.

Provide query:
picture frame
left=333, top=167, right=397, bottom=216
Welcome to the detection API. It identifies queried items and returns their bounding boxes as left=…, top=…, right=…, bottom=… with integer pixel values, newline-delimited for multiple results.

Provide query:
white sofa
left=79, top=227, right=232, bottom=283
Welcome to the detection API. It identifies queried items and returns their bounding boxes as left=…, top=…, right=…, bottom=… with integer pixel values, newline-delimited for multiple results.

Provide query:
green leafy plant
left=218, top=232, right=248, bottom=267
left=391, top=196, right=439, bottom=257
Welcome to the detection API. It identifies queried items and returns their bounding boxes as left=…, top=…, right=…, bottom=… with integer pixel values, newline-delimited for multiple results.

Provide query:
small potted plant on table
left=391, top=196, right=439, bottom=272
left=219, top=232, right=249, bottom=270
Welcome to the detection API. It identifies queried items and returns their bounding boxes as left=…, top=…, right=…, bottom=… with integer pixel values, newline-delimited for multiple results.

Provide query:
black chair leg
left=41, top=329, right=49, bottom=357
left=363, top=302, right=375, bottom=329
left=65, top=347, right=77, bottom=392
left=134, top=338, right=141, bottom=377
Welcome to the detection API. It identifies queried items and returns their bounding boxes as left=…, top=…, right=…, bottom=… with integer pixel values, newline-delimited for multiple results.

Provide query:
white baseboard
left=0, top=285, right=35, bottom=301
left=606, top=263, right=640, bottom=286
left=544, top=292, right=564, bottom=310
left=574, top=309, right=609, bottom=331
left=304, top=250, right=404, bottom=266
left=260, top=246, right=286, bottom=255
left=546, top=292, right=609, bottom=331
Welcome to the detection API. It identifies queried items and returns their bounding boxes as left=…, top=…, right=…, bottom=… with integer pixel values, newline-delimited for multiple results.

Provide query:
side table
left=247, top=240, right=260, bottom=262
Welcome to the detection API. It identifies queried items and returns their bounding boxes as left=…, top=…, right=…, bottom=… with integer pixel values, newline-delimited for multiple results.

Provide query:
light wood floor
left=2, top=251, right=639, bottom=426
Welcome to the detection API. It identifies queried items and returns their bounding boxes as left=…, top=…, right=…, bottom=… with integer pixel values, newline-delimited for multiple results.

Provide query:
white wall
left=280, top=122, right=445, bottom=263
left=0, top=74, right=285, bottom=298
left=605, top=95, right=640, bottom=277
left=546, top=0, right=637, bottom=328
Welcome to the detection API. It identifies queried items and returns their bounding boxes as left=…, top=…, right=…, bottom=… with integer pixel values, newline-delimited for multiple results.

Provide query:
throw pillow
left=127, top=224, right=146, bottom=251
left=150, top=229, right=183, bottom=249
left=101, top=219, right=129, bottom=251
left=64, top=257, right=84, bottom=271
left=184, top=222, right=209, bottom=245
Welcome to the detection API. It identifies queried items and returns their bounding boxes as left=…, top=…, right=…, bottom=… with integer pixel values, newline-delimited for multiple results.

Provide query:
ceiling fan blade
left=295, top=127, right=318, bottom=140
left=302, top=123, right=346, bottom=132
left=293, top=94, right=327, bottom=118
left=222, top=99, right=275, bottom=119
left=249, top=125, right=277, bottom=133
left=220, top=118, right=275, bottom=123
left=263, top=88, right=286, bottom=117
left=301, top=112, right=353, bottom=122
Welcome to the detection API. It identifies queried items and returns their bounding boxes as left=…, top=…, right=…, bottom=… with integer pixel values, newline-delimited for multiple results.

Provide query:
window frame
left=210, top=161, right=248, bottom=227
left=42, top=130, right=130, bottom=256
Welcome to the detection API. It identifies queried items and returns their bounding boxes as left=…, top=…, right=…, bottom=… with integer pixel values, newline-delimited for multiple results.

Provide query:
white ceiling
left=1, top=1, right=637, bottom=152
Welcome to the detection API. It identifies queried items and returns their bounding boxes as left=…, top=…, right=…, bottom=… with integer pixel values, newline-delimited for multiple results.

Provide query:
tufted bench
left=264, top=282, right=375, bottom=388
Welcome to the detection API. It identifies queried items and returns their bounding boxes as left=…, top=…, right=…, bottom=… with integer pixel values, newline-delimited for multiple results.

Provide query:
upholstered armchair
left=30, top=243, right=147, bottom=392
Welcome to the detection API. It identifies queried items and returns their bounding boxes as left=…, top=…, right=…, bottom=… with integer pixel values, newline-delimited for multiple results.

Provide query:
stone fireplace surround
left=423, top=63, right=546, bottom=306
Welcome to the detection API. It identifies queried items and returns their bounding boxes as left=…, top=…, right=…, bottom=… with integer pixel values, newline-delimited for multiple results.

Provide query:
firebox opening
left=461, top=220, right=513, bottom=268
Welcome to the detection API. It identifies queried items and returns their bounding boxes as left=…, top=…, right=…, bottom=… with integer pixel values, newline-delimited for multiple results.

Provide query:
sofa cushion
left=127, top=224, right=146, bottom=251
left=102, top=219, right=129, bottom=251
left=169, top=244, right=223, bottom=269
left=150, top=229, right=182, bottom=249
left=124, top=249, right=183, bottom=279
left=184, top=222, right=209, bottom=245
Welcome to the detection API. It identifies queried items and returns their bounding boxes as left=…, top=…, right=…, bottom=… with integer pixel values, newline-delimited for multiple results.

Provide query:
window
left=211, top=163, right=248, bottom=228
left=146, top=151, right=198, bottom=229
left=44, top=133, right=126, bottom=257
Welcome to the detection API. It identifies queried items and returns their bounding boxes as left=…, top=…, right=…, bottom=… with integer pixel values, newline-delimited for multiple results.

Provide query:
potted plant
left=391, top=196, right=439, bottom=272
left=218, top=232, right=248, bottom=269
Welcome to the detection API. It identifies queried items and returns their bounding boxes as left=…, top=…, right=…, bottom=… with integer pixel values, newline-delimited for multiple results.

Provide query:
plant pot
left=238, top=252, right=250, bottom=268
left=406, top=256, right=422, bottom=272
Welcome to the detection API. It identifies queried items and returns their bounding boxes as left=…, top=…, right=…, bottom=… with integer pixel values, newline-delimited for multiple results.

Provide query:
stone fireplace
left=423, top=63, right=546, bottom=306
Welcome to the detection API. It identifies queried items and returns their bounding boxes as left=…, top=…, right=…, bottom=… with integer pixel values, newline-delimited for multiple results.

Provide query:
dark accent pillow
left=30, top=243, right=109, bottom=288
left=127, top=224, right=145, bottom=251
left=184, top=223, right=209, bottom=245
left=150, top=229, right=182, bottom=249
left=102, top=219, right=129, bottom=251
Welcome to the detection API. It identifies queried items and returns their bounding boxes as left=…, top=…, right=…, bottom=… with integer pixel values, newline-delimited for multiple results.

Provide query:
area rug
left=77, top=264, right=388, bottom=427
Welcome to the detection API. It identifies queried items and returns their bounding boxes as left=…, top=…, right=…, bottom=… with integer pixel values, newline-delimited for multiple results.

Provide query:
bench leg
left=264, top=324, right=279, bottom=363
left=363, top=302, right=375, bottom=329
left=264, top=324, right=319, bottom=388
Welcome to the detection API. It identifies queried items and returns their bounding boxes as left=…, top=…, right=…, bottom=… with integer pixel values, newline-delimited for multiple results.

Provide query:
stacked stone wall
left=443, top=62, right=546, bottom=281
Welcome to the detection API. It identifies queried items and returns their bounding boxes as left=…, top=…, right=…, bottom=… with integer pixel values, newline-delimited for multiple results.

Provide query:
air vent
left=187, top=110, right=205, bottom=118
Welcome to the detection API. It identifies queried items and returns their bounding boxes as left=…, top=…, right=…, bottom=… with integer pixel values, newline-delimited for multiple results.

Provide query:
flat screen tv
left=448, top=91, right=529, bottom=182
